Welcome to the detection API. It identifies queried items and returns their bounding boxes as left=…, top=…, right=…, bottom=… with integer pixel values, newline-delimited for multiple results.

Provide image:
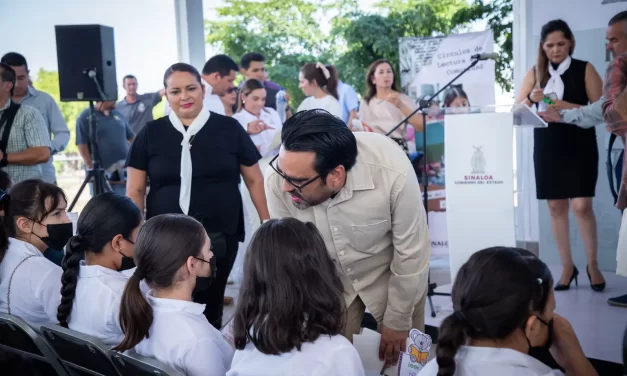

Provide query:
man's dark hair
left=0, top=63, right=16, bottom=96
left=122, top=74, right=137, bottom=85
left=609, top=11, right=627, bottom=28
left=202, top=54, right=239, bottom=77
left=281, top=109, right=357, bottom=178
left=240, top=52, right=265, bottom=70
left=1, top=52, right=28, bottom=70
left=233, top=218, right=345, bottom=355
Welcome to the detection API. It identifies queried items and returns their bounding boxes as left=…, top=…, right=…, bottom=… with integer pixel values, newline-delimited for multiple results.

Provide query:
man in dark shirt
left=116, top=75, right=164, bottom=134
left=239, top=52, right=281, bottom=110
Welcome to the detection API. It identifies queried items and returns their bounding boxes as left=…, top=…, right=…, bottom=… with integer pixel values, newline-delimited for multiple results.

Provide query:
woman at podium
left=516, top=19, right=605, bottom=292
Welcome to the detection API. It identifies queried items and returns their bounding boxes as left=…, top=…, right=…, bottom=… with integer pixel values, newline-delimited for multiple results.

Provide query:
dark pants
left=193, top=234, right=239, bottom=329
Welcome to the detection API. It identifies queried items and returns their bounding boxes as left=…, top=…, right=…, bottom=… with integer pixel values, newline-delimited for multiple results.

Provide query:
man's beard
left=290, top=192, right=311, bottom=210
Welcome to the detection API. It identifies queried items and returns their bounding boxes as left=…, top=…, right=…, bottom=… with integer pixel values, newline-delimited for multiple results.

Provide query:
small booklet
left=511, top=103, right=548, bottom=128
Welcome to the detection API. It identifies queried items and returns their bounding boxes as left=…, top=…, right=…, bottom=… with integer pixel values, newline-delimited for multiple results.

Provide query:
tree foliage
left=206, top=0, right=513, bottom=104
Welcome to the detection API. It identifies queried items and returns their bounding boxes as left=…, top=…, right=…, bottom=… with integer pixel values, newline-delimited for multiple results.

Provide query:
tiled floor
left=425, top=264, right=627, bottom=364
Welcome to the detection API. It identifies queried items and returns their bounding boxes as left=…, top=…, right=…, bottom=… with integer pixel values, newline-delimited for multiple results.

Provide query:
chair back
left=110, top=351, right=183, bottom=376
left=40, top=324, right=120, bottom=376
left=0, top=313, right=69, bottom=376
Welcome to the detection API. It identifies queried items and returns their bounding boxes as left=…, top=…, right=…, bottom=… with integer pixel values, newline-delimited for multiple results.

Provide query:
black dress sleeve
left=234, top=119, right=262, bottom=167
left=125, top=122, right=149, bottom=171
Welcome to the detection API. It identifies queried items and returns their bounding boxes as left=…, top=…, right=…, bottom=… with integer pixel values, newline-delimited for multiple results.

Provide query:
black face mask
left=36, top=222, right=73, bottom=250
left=194, top=256, right=217, bottom=292
left=526, top=316, right=554, bottom=357
left=118, top=250, right=136, bottom=271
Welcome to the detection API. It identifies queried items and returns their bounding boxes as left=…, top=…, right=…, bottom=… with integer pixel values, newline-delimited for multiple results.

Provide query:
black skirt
left=533, top=122, right=598, bottom=200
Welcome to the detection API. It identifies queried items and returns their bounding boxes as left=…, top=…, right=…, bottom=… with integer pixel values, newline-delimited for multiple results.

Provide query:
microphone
left=470, top=52, right=499, bottom=61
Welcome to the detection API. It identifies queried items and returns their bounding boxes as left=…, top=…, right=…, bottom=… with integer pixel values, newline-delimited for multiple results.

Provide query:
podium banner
left=398, top=30, right=496, bottom=260
left=445, top=112, right=516, bottom=280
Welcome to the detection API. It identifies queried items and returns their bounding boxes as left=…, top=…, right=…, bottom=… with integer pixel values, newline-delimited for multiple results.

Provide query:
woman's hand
left=550, top=314, right=596, bottom=375
left=549, top=100, right=578, bottom=111
left=247, top=120, right=274, bottom=135
left=529, top=88, right=544, bottom=103
left=385, top=91, right=403, bottom=108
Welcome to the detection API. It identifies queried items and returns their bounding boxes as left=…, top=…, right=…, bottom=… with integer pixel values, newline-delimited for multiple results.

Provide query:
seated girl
left=57, top=192, right=143, bottom=346
left=114, top=214, right=233, bottom=376
left=420, top=246, right=597, bottom=376
left=227, top=218, right=365, bottom=376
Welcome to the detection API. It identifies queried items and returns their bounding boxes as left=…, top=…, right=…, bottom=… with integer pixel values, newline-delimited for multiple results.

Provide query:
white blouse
left=297, top=95, right=342, bottom=119
left=419, top=346, right=564, bottom=376
left=67, top=263, right=129, bottom=346
left=0, top=238, right=62, bottom=331
left=227, top=334, right=365, bottom=376
left=232, top=108, right=283, bottom=158
left=134, top=292, right=234, bottom=376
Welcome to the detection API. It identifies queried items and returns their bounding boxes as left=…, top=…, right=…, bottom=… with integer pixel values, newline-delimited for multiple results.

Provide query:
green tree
left=32, top=69, right=87, bottom=172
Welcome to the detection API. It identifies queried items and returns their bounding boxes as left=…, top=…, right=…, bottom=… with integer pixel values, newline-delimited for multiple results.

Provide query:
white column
left=513, top=0, right=539, bottom=244
left=174, top=0, right=206, bottom=72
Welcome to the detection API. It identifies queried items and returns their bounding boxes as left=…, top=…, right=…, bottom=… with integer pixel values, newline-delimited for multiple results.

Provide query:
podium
left=444, top=105, right=546, bottom=281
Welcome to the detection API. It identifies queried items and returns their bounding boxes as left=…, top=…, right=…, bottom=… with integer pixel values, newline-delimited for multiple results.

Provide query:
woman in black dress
left=126, top=63, right=270, bottom=329
left=517, top=19, right=605, bottom=292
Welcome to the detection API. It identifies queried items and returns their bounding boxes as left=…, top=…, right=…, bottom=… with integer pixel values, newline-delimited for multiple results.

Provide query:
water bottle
left=276, top=90, right=287, bottom=123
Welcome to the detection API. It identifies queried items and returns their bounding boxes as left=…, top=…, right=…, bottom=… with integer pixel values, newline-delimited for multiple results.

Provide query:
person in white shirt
left=419, top=247, right=597, bottom=376
left=164, top=54, right=239, bottom=116
left=113, top=214, right=233, bottom=376
left=56, top=193, right=143, bottom=346
left=227, top=218, right=365, bottom=376
left=232, top=79, right=283, bottom=162
left=296, top=63, right=342, bottom=119
left=0, top=179, right=73, bottom=331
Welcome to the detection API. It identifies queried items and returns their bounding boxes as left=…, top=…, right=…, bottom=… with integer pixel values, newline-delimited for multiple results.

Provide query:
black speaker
left=54, top=24, right=117, bottom=102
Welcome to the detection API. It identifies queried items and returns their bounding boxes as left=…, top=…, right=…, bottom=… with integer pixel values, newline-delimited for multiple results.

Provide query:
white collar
left=78, top=262, right=126, bottom=278
left=146, top=290, right=206, bottom=315
left=456, top=346, right=556, bottom=373
left=9, top=237, right=44, bottom=257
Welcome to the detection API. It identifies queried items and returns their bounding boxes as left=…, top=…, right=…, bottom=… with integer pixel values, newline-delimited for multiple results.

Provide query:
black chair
left=0, top=313, right=69, bottom=376
left=40, top=324, right=120, bottom=376
left=109, top=351, right=183, bottom=376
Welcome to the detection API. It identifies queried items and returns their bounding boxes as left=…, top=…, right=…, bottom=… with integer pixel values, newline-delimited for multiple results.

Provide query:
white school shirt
left=227, top=334, right=365, bottom=376
left=419, top=346, right=564, bottom=376
left=297, top=95, right=342, bottom=119
left=67, top=263, right=129, bottom=346
left=232, top=108, right=283, bottom=158
left=0, top=238, right=62, bottom=331
left=164, top=80, right=226, bottom=116
left=134, top=292, right=234, bottom=376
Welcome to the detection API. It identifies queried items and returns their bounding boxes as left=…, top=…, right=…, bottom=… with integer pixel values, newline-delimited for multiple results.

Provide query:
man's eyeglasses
left=269, top=154, right=322, bottom=193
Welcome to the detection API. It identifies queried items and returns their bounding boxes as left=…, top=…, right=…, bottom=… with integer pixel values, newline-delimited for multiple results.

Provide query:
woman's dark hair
left=300, top=63, right=339, bottom=100
left=233, top=218, right=345, bottom=355
left=113, top=214, right=207, bottom=352
left=442, top=85, right=470, bottom=108
left=282, top=109, right=358, bottom=178
left=57, top=193, right=142, bottom=328
left=436, top=247, right=553, bottom=376
left=536, top=19, right=575, bottom=88
left=0, top=179, right=66, bottom=264
left=237, top=79, right=268, bottom=113
left=163, top=63, right=202, bottom=88
left=364, top=59, right=399, bottom=103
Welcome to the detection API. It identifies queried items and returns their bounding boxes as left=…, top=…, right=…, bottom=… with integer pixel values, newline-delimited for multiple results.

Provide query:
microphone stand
left=386, top=58, right=480, bottom=317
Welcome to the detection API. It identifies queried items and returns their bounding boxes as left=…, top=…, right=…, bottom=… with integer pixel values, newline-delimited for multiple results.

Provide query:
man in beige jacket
left=264, top=109, right=430, bottom=367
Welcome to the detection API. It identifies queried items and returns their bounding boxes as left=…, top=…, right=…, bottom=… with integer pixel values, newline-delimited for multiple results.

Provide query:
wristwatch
left=262, top=219, right=271, bottom=224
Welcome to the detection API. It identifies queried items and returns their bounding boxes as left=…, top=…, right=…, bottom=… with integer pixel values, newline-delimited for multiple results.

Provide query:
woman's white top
left=232, top=108, right=283, bottom=158
left=297, top=95, right=342, bottom=119
left=67, top=263, right=129, bottom=346
left=419, top=346, right=564, bottom=376
left=0, top=238, right=62, bottom=330
left=134, top=292, right=234, bottom=376
left=227, top=334, right=365, bottom=376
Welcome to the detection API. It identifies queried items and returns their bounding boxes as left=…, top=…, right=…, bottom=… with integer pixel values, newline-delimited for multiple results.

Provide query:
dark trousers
left=193, top=234, right=239, bottom=329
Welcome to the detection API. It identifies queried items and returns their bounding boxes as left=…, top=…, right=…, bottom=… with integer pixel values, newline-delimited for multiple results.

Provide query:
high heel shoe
left=586, top=265, right=606, bottom=292
left=554, top=266, right=579, bottom=291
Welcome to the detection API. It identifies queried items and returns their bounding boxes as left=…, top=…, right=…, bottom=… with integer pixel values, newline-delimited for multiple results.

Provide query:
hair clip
left=536, top=278, right=543, bottom=285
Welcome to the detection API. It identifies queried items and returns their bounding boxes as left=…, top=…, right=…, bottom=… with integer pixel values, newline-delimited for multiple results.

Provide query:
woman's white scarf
left=539, top=56, right=571, bottom=111
left=168, top=108, right=210, bottom=214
